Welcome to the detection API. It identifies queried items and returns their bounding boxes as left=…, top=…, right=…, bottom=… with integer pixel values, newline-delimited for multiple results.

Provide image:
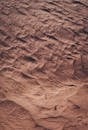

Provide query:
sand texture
left=0, top=0, right=88, bottom=130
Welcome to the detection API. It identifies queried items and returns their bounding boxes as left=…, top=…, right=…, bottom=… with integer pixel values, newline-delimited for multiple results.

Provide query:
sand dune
left=0, top=0, right=88, bottom=130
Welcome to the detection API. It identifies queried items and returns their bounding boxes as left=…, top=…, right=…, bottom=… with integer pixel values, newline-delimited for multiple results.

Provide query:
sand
left=0, top=0, right=88, bottom=130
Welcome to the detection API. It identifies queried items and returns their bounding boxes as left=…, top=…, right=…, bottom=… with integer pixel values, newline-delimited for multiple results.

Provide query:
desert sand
left=0, top=0, right=88, bottom=130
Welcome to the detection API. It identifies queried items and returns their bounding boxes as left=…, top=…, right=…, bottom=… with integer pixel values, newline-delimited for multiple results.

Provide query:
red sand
left=0, top=0, right=88, bottom=130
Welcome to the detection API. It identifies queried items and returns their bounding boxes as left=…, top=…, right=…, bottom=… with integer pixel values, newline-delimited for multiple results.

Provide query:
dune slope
left=0, top=0, right=88, bottom=130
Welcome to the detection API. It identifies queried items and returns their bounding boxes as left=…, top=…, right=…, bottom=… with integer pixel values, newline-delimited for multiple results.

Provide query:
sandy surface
left=0, top=0, right=88, bottom=130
